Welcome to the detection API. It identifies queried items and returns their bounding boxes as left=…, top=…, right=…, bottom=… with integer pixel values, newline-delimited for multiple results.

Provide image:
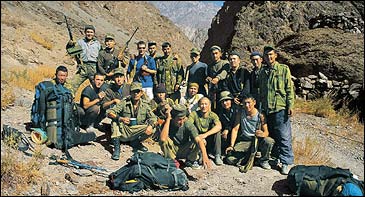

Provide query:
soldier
left=179, top=82, right=204, bottom=114
left=258, top=46, right=295, bottom=175
left=249, top=51, right=265, bottom=104
left=187, top=97, right=223, bottom=166
left=78, top=72, right=108, bottom=130
left=97, top=33, right=129, bottom=83
left=148, top=41, right=160, bottom=60
left=206, top=45, right=230, bottom=111
left=155, top=42, right=184, bottom=102
left=106, top=82, right=157, bottom=160
left=68, top=25, right=101, bottom=96
left=221, top=51, right=251, bottom=105
left=184, top=47, right=208, bottom=96
left=101, top=68, right=130, bottom=111
left=160, top=104, right=212, bottom=169
left=127, top=41, right=156, bottom=101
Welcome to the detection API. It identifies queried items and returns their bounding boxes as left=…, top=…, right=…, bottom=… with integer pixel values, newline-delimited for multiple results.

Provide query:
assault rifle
left=64, top=15, right=82, bottom=58
left=120, top=27, right=139, bottom=83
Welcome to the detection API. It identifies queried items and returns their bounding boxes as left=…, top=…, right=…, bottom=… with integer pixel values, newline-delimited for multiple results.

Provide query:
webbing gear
left=30, top=128, right=48, bottom=144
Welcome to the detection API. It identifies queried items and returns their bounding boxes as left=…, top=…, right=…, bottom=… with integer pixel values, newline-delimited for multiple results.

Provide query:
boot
left=111, top=138, right=120, bottom=160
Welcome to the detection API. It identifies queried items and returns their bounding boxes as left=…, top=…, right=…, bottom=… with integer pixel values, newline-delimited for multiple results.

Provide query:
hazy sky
left=205, top=1, right=224, bottom=7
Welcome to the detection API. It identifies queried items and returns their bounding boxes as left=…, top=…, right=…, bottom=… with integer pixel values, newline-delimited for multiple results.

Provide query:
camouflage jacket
left=155, top=55, right=184, bottom=94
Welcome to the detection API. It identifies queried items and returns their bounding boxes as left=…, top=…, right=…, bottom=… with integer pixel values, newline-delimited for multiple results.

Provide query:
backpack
left=31, top=81, right=95, bottom=149
left=108, top=152, right=189, bottom=193
left=287, top=165, right=364, bottom=196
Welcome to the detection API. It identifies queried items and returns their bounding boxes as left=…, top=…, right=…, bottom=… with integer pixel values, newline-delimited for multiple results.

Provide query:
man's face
left=229, top=54, right=240, bottom=69
left=148, top=44, right=157, bottom=55
left=56, top=71, right=68, bottom=85
left=251, top=55, right=263, bottom=69
left=221, top=99, right=232, bottom=110
left=162, top=46, right=171, bottom=56
left=243, top=98, right=256, bottom=113
left=131, top=89, right=143, bottom=101
left=199, top=98, right=211, bottom=113
left=173, top=116, right=186, bottom=128
left=190, top=53, right=200, bottom=64
left=263, top=50, right=277, bottom=66
left=114, top=74, right=124, bottom=86
left=105, top=39, right=115, bottom=49
left=137, top=44, right=146, bottom=56
left=188, top=86, right=198, bottom=97
left=156, top=92, right=166, bottom=102
left=94, top=75, right=105, bottom=88
left=85, top=29, right=95, bottom=40
left=211, top=49, right=221, bottom=62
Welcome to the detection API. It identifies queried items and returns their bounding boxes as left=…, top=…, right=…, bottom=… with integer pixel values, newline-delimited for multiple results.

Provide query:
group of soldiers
left=56, top=24, right=295, bottom=175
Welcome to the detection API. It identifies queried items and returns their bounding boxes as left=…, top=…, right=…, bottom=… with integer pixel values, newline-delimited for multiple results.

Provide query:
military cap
left=148, top=41, right=157, bottom=47
left=263, top=46, right=275, bottom=53
left=210, top=45, right=221, bottom=51
left=113, top=68, right=124, bottom=76
left=229, top=51, right=241, bottom=58
left=219, top=91, right=233, bottom=102
left=190, top=47, right=201, bottom=55
left=84, top=25, right=95, bottom=32
left=250, top=51, right=262, bottom=58
left=105, top=33, right=115, bottom=40
left=156, top=83, right=166, bottom=93
left=162, top=42, right=171, bottom=47
left=130, top=82, right=142, bottom=91
left=189, top=82, right=199, bottom=89
left=171, top=104, right=188, bottom=118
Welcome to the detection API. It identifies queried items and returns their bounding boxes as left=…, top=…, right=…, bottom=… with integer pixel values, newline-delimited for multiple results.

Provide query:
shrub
left=30, top=32, right=53, bottom=50
left=293, top=136, right=332, bottom=165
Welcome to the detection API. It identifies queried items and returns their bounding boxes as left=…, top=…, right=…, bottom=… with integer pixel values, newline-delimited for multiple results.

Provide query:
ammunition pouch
left=66, top=44, right=83, bottom=57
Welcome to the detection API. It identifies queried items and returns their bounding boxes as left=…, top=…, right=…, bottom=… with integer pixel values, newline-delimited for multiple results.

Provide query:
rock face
left=278, top=28, right=364, bottom=84
left=201, top=1, right=364, bottom=80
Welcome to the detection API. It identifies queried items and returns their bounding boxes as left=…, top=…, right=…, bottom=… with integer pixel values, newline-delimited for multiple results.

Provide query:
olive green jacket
left=155, top=55, right=184, bottom=94
left=258, top=62, right=295, bottom=114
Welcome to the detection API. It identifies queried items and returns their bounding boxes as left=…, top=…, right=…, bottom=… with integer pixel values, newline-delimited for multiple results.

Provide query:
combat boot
left=111, top=138, right=120, bottom=160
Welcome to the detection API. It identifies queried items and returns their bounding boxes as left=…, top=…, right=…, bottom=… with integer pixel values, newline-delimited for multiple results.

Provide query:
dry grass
left=294, top=97, right=364, bottom=141
left=30, top=32, right=53, bottom=50
left=1, top=65, right=55, bottom=109
left=2, top=16, right=26, bottom=28
left=74, top=80, right=90, bottom=103
left=1, top=145, right=44, bottom=195
left=293, top=136, right=332, bottom=165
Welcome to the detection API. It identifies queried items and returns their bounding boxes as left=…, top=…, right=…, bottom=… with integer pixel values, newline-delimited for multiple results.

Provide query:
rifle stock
left=118, top=27, right=139, bottom=60
left=64, top=15, right=82, bottom=57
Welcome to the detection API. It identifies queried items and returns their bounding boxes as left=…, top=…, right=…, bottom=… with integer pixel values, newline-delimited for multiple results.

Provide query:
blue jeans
left=267, top=110, right=294, bottom=165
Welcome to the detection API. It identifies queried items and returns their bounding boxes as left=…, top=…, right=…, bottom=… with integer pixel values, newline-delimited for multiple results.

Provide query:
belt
left=83, top=61, right=97, bottom=64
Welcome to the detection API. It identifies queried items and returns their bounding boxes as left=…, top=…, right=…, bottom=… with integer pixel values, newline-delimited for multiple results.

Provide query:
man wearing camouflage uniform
left=106, top=82, right=157, bottom=160
left=155, top=42, right=184, bottom=101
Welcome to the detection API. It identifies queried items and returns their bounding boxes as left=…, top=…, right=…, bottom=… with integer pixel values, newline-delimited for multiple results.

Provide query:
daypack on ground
left=108, top=152, right=189, bottom=193
left=31, top=80, right=95, bottom=149
left=287, top=165, right=364, bottom=196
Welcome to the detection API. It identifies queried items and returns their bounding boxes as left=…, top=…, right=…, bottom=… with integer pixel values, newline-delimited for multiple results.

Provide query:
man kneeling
left=107, top=82, right=157, bottom=160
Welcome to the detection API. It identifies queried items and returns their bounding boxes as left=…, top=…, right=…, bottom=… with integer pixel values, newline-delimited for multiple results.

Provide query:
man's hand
left=174, top=84, right=180, bottom=92
left=98, top=91, right=106, bottom=99
left=113, top=98, right=121, bottom=104
left=288, top=108, right=294, bottom=117
left=165, top=104, right=172, bottom=119
left=222, top=129, right=229, bottom=140
left=233, top=97, right=241, bottom=105
left=202, top=156, right=212, bottom=169
left=255, top=130, right=265, bottom=138
left=67, top=40, right=76, bottom=47
left=211, top=77, right=219, bottom=85
left=225, top=146, right=234, bottom=155
left=120, top=117, right=130, bottom=125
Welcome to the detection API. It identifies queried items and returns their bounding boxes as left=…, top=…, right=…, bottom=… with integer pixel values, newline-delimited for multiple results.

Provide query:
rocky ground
left=1, top=94, right=363, bottom=196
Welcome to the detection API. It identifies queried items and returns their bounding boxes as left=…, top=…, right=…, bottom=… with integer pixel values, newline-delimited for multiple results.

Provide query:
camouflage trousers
left=226, top=137, right=275, bottom=166
left=159, top=138, right=200, bottom=162
left=111, top=121, right=155, bottom=143
left=69, top=62, right=97, bottom=95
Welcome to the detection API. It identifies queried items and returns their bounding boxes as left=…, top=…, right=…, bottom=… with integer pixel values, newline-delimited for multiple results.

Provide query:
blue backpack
left=31, top=81, right=94, bottom=149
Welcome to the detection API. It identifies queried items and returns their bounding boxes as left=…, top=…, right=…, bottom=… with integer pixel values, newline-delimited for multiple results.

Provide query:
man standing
left=155, top=42, right=184, bottom=101
left=128, top=41, right=156, bottom=100
left=97, top=33, right=129, bottom=83
left=148, top=41, right=160, bottom=60
left=221, top=51, right=251, bottom=105
left=185, top=48, right=208, bottom=96
left=160, top=104, right=212, bottom=169
left=68, top=25, right=101, bottom=95
left=187, top=97, right=223, bottom=166
left=258, top=46, right=295, bottom=175
left=107, top=82, right=157, bottom=160
left=249, top=51, right=264, bottom=103
left=206, top=45, right=230, bottom=111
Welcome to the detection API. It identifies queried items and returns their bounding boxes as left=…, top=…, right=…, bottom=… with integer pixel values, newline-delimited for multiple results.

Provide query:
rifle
left=122, top=27, right=139, bottom=83
left=64, top=15, right=82, bottom=58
